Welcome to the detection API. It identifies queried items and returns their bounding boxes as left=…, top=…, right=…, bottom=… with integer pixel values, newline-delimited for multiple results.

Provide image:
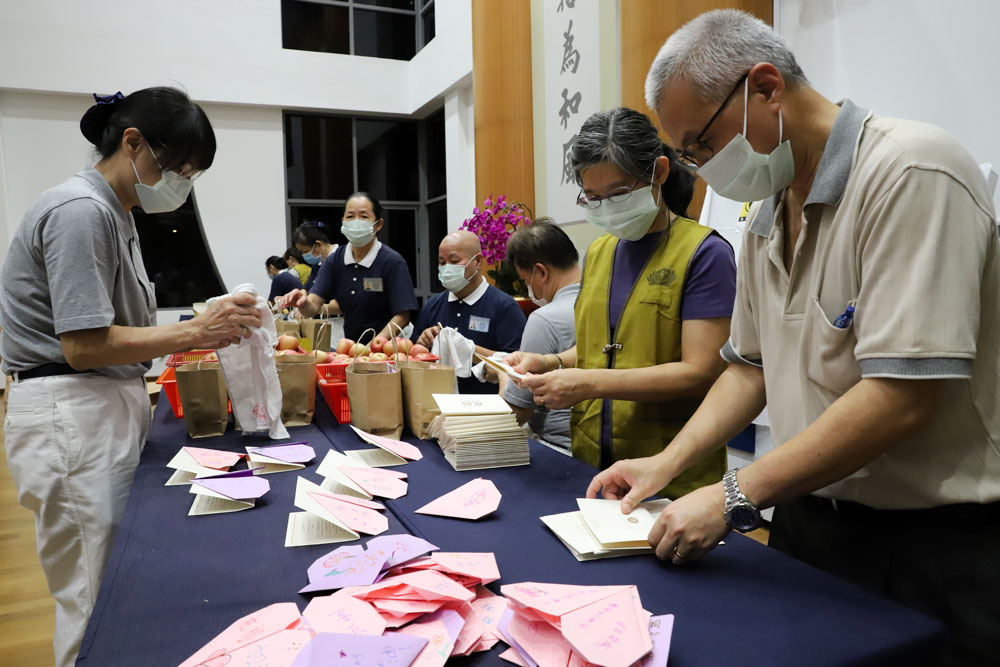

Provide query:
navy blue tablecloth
left=78, top=393, right=942, bottom=666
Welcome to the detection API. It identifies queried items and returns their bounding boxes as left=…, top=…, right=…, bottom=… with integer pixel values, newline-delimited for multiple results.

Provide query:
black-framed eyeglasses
left=677, top=72, right=749, bottom=169
left=576, top=178, right=644, bottom=209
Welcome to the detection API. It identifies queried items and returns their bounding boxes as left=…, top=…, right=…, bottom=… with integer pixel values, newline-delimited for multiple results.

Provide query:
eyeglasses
left=147, top=140, right=204, bottom=181
left=576, top=178, right=643, bottom=209
left=677, top=72, right=749, bottom=169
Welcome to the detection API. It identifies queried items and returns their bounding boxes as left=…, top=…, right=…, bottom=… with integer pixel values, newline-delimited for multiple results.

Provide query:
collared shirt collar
left=78, top=165, right=134, bottom=239
left=447, top=275, right=488, bottom=305
left=748, top=99, right=872, bottom=237
left=550, top=282, right=581, bottom=304
left=343, top=240, right=382, bottom=268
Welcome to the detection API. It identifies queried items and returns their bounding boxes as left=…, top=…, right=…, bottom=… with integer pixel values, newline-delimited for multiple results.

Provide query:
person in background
left=283, top=246, right=311, bottom=286
left=412, top=230, right=527, bottom=394
left=0, top=87, right=259, bottom=667
left=510, top=107, right=736, bottom=499
left=496, top=219, right=581, bottom=451
left=290, top=221, right=336, bottom=291
left=280, top=192, right=417, bottom=341
left=265, top=255, right=302, bottom=304
left=587, top=10, right=1000, bottom=664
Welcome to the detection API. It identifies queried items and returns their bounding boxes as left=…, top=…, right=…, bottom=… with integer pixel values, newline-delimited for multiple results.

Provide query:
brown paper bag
left=300, top=318, right=332, bottom=353
left=275, top=319, right=301, bottom=338
left=175, top=362, right=229, bottom=438
left=346, top=361, right=404, bottom=439
left=275, top=354, right=316, bottom=426
left=399, top=359, right=456, bottom=439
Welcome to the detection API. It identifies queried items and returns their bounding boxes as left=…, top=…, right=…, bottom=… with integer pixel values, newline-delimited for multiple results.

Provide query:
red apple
left=393, top=353, right=409, bottom=363
left=333, top=353, right=351, bottom=362
left=414, top=352, right=436, bottom=362
left=202, top=352, right=218, bottom=362
left=336, top=338, right=355, bottom=355
left=394, top=337, right=413, bottom=355
left=371, top=336, right=389, bottom=353
left=369, top=352, right=388, bottom=362
left=313, top=349, right=329, bottom=363
left=357, top=355, right=370, bottom=362
left=277, top=334, right=299, bottom=351
left=349, top=343, right=370, bottom=358
left=409, top=343, right=430, bottom=356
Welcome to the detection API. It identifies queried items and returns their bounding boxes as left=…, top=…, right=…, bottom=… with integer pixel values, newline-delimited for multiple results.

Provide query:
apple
left=409, top=343, right=430, bottom=356
left=413, top=352, right=436, bottom=362
left=369, top=352, right=388, bottom=362
left=333, top=353, right=351, bottom=362
left=371, top=336, right=389, bottom=353
left=313, top=349, right=329, bottom=363
left=392, top=353, right=409, bottom=363
left=357, top=355, right=370, bottom=362
left=202, top=352, right=218, bottom=362
left=349, top=343, right=370, bottom=358
left=394, top=337, right=413, bottom=355
left=277, top=334, right=299, bottom=351
left=336, top=338, right=356, bottom=355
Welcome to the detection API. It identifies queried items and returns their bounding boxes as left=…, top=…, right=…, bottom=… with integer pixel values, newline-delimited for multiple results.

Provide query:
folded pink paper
left=303, top=595, right=386, bottom=636
left=183, top=446, right=243, bottom=470
left=414, top=478, right=501, bottom=520
left=177, top=602, right=303, bottom=667
left=339, top=466, right=409, bottom=499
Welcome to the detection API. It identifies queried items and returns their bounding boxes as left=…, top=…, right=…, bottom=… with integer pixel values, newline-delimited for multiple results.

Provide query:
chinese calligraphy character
left=561, top=133, right=578, bottom=185
left=561, top=20, right=580, bottom=74
left=557, top=0, right=576, bottom=11
left=558, top=88, right=582, bottom=129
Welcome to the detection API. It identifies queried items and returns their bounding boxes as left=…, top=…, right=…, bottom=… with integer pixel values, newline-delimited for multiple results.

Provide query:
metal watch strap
left=724, top=468, right=756, bottom=511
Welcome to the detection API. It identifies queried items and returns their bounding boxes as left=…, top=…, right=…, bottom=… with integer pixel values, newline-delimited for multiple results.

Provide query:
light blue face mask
left=302, top=250, right=321, bottom=266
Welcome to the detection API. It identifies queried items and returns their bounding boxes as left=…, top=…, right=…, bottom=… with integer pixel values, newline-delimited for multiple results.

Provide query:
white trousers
left=4, top=374, right=150, bottom=667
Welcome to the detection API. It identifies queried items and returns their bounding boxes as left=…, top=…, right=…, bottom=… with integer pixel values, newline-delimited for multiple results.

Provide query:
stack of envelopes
left=428, top=393, right=529, bottom=471
left=498, top=582, right=674, bottom=667
left=540, top=498, right=671, bottom=561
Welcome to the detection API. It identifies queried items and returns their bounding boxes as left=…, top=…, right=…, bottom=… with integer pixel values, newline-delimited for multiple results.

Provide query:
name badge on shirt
left=363, top=277, right=384, bottom=292
left=468, top=315, right=491, bottom=332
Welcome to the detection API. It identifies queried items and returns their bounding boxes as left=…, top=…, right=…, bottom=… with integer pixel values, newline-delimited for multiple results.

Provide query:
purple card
left=365, top=534, right=439, bottom=569
left=300, top=545, right=391, bottom=594
left=249, top=443, right=316, bottom=464
left=496, top=608, right=539, bottom=667
left=195, top=467, right=263, bottom=479
left=639, top=614, right=675, bottom=667
left=190, top=475, right=269, bottom=501
left=290, top=632, right=428, bottom=667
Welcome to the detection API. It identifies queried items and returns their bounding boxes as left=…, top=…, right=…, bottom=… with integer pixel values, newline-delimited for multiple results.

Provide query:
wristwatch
left=723, top=468, right=762, bottom=532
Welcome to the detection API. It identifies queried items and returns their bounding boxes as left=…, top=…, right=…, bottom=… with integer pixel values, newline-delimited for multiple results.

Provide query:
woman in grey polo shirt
left=0, top=87, right=260, bottom=667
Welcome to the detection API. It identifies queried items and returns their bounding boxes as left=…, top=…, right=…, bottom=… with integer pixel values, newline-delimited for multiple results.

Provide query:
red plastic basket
left=316, top=361, right=352, bottom=384
left=155, top=367, right=231, bottom=418
left=317, top=380, right=351, bottom=423
left=165, top=349, right=216, bottom=367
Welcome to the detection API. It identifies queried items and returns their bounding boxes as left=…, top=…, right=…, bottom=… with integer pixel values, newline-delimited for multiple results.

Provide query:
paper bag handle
left=349, top=328, right=378, bottom=367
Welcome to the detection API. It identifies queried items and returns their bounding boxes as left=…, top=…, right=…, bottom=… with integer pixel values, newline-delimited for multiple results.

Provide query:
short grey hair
left=644, top=9, right=808, bottom=110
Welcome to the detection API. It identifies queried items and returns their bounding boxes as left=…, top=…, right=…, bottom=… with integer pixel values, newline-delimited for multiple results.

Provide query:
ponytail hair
left=569, top=106, right=696, bottom=218
left=292, top=220, right=332, bottom=247
left=80, top=87, right=216, bottom=171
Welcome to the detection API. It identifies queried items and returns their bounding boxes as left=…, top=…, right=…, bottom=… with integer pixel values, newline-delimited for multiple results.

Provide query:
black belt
left=805, top=494, right=1000, bottom=524
left=16, top=363, right=95, bottom=381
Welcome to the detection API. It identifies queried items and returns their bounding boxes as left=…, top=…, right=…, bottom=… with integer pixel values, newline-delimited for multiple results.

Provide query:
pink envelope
left=325, top=494, right=385, bottom=510
left=290, top=632, right=428, bottom=667
left=372, top=598, right=446, bottom=617
left=414, top=479, right=501, bottom=520
left=191, top=476, right=270, bottom=501
left=394, top=619, right=454, bottom=667
left=470, top=596, right=510, bottom=641
left=184, top=446, right=243, bottom=470
left=561, top=587, right=648, bottom=667
left=501, top=583, right=632, bottom=622
left=303, top=595, right=386, bottom=636
left=309, top=492, right=388, bottom=536
left=178, top=602, right=302, bottom=667
left=382, top=611, right=426, bottom=628
left=431, top=552, right=501, bottom=585
left=355, top=428, right=424, bottom=461
left=339, top=466, right=408, bottom=499
left=499, top=646, right=529, bottom=666
left=509, top=612, right=574, bottom=666
left=356, top=570, right=476, bottom=604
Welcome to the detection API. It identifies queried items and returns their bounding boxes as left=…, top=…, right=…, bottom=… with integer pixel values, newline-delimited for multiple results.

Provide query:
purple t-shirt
left=598, top=230, right=736, bottom=466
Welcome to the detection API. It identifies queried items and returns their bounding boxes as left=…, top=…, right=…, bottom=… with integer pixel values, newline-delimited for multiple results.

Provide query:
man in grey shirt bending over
left=499, top=220, right=581, bottom=451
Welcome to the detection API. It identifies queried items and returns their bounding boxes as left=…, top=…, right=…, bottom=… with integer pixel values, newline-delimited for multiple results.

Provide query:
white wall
left=0, top=0, right=475, bottom=289
left=776, top=0, right=1000, bottom=214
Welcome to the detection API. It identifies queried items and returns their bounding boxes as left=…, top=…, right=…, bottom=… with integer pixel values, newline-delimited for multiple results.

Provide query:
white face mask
left=342, top=219, right=376, bottom=247
left=526, top=266, right=548, bottom=306
left=697, top=78, right=795, bottom=202
left=585, top=174, right=661, bottom=241
left=131, top=143, right=193, bottom=214
left=438, top=254, right=479, bottom=293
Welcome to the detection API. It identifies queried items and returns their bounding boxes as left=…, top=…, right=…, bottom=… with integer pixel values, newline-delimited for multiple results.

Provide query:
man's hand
left=506, top=351, right=556, bottom=376
left=277, top=289, right=308, bottom=310
left=647, top=483, right=730, bottom=565
left=417, top=326, right=441, bottom=349
left=586, top=456, right=674, bottom=513
left=191, top=293, right=261, bottom=348
left=518, top=368, right=593, bottom=410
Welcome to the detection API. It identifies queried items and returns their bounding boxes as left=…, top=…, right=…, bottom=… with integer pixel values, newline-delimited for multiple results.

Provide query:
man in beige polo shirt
left=587, top=9, right=999, bottom=665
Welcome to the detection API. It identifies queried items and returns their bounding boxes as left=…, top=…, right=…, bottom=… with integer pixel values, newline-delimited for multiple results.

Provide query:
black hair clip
left=93, top=91, right=124, bottom=105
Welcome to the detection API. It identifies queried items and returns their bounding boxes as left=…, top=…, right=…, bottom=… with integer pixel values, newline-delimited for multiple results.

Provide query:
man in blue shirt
left=412, top=230, right=526, bottom=394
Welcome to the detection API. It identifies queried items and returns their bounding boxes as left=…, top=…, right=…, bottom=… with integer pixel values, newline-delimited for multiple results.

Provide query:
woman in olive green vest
left=513, top=107, right=736, bottom=498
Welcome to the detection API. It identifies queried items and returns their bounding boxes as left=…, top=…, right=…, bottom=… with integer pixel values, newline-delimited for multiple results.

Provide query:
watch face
left=727, top=505, right=760, bottom=532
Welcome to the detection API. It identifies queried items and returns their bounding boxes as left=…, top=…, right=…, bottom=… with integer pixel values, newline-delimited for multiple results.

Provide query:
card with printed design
left=348, top=425, right=423, bottom=463
left=165, top=447, right=242, bottom=486
left=414, top=478, right=501, bottom=520
left=187, top=473, right=270, bottom=516
left=302, top=595, right=387, bottom=636
left=315, top=451, right=374, bottom=499
left=177, top=602, right=305, bottom=667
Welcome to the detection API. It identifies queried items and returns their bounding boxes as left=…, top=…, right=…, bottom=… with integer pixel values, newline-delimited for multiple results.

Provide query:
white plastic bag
left=431, top=326, right=475, bottom=378
left=210, top=283, right=289, bottom=439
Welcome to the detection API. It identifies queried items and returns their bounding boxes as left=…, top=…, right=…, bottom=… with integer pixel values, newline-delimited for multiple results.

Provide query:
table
left=77, top=394, right=942, bottom=666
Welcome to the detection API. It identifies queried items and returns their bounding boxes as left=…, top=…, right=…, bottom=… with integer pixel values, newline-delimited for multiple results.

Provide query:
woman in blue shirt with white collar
left=281, top=192, right=417, bottom=341
left=290, top=221, right=336, bottom=291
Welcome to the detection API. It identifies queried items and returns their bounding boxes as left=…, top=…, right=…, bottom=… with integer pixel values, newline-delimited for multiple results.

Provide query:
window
left=133, top=193, right=227, bottom=308
left=281, top=0, right=436, bottom=61
left=284, top=108, right=446, bottom=302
